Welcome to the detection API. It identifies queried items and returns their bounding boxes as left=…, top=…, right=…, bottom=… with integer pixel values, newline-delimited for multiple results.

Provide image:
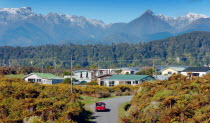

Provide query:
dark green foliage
left=0, top=31, right=209, bottom=68
left=135, top=68, right=155, bottom=76
left=63, top=78, right=76, bottom=84
left=63, top=71, right=71, bottom=75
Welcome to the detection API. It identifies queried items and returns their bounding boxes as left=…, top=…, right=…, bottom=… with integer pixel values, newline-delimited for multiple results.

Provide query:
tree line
left=0, top=31, right=209, bottom=69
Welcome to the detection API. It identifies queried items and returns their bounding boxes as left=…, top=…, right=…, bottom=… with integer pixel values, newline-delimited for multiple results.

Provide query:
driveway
left=90, top=96, right=133, bottom=123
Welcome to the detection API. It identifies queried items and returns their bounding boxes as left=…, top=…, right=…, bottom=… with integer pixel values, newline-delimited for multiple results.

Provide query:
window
left=86, top=72, right=88, bottom=78
left=168, top=71, right=172, bottom=74
left=100, top=81, right=104, bottom=86
left=192, top=73, right=199, bottom=76
left=126, top=81, right=131, bottom=85
left=28, top=79, right=35, bottom=83
left=131, top=71, right=134, bottom=75
left=80, top=72, right=83, bottom=78
left=37, top=79, right=41, bottom=82
left=109, top=81, right=115, bottom=86
left=133, top=81, right=138, bottom=84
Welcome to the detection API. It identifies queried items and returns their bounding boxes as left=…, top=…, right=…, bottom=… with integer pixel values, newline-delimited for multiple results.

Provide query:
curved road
left=90, top=96, right=133, bottom=123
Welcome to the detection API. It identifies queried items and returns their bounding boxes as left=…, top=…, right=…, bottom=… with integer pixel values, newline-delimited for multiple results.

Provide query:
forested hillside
left=0, top=31, right=209, bottom=68
left=122, top=74, right=210, bottom=123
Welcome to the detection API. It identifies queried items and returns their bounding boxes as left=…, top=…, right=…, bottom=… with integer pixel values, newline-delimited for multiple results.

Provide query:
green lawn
left=5, top=74, right=25, bottom=78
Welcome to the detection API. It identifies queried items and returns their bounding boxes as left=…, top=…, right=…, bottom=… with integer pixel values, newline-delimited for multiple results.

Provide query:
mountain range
left=0, top=7, right=210, bottom=46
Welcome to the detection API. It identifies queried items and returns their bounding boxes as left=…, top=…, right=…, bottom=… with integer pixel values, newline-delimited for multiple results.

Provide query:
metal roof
left=156, top=65, right=190, bottom=71
left=163, top=67, right=186, bottom=72
left=73, top=70, right=93, bottom=73
left=119, top=67, right=139, bottom=71
left=105, top=75, right=151, bottom=80
left=182, top=67, right=210, bottom=72
left=31, top=73, right=64, bottom=79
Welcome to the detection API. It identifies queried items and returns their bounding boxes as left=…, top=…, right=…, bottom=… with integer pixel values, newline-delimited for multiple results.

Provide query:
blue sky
left=0, top=0, right=209, bottom=23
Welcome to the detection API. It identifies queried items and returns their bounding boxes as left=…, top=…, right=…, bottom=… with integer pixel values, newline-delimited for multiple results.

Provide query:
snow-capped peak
left=157, top=12, right=209, bottom=29
left=0, top=7, right=33, bottom=15
left=0, top=7, right=35, bottom=23
left=182, top=12, right=208, bottom=21
left=185, top=12, right=208, bottom=18
left=46, top=12, right=107, bottom=28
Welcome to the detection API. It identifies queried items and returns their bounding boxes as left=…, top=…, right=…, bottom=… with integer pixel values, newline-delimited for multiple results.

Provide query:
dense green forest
left=0, top=31, right=209, bottom=68
left=122, top=74, right=210, bottom=123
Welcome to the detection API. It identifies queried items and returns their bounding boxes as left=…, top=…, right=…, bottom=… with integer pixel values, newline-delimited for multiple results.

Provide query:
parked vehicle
left=95, top=102, right=106, bottom=112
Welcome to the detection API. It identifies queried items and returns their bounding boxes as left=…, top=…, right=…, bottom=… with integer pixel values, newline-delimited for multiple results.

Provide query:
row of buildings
left=24, top=66, right=210, bottom=86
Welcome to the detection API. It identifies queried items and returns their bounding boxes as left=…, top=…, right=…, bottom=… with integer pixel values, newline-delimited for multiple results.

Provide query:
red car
left=95, top=102, right=106, bottom=112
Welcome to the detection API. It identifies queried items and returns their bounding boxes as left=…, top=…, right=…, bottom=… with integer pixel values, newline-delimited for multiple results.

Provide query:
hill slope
left=122, top=74, right=210, bottom=122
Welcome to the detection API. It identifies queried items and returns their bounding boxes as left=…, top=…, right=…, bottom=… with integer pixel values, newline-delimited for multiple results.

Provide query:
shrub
left=86, top=81, right=98, bottom=85
left=62, top=78, right=76, bottom=84
left=0, top=77, right=85, bottom=122
left=122, top=73, right=210, bottom=123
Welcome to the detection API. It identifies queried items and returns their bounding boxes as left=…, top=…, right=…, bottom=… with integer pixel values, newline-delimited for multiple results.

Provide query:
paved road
left=90, top=96, right=133, bottom=123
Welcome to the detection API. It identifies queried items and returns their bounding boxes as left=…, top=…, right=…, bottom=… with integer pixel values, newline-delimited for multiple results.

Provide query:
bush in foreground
left=0, top=77, right=87, bottom=123
left=121, top=74, right=210, bottom=123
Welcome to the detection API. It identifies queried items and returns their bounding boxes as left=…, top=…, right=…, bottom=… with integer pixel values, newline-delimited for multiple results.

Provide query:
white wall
left=162, top=68, right=178, bottom=75
left=73, top=71, right=92, bottom=82
left=25, top=74, right=43, bottom=83
left=104, top=80, right=141, bottom=87
left=42, top=79, right=52, bottom=84
left=181, top=72, right=208, bottom=77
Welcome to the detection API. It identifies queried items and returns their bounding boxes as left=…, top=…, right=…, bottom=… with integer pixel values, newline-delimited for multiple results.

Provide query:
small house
left=102, top=75, right=155, bottom=87
left=93, top=68, right=120, bottom=77
left=120, top=67, right=139, bottom=75
left=24, top=73, right=64, bottom=84
left=64, top=70, right=93, bottom=83
left=181, top=67, right=210, bottom=77
left=161, top=67, right=187, bottom=75
left=156, top=65, right=190, bottom=72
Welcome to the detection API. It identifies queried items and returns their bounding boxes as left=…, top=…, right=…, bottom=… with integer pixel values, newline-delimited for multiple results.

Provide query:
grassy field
left=79, top=95, right=116, bottom=104
left=5, top=74, right=25, bottom=78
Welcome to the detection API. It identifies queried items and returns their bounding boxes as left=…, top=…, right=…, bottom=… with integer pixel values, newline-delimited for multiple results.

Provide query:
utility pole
left=42, top=66, right=44, bottom=73
left=70, top=56, right=73, bottom=93
left=97, top=60, right=100, bottom=77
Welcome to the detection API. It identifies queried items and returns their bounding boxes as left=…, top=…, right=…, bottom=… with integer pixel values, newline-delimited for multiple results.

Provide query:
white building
left=161, top=67, right=187, bottom=75
left=120, top=67, right=139, bottom=75
left=93, top=69, right=120, bottom=77
left=64, top=70, right=93, bottom=83
left=24, top=73, right=64, bottom=84
left=181, top=67, right=210, bottom=77
left=102, top=75, right=155, bottom=87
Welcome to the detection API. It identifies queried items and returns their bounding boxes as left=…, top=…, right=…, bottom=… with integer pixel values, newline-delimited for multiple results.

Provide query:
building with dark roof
left=181, top=67, right=210, bottom=77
